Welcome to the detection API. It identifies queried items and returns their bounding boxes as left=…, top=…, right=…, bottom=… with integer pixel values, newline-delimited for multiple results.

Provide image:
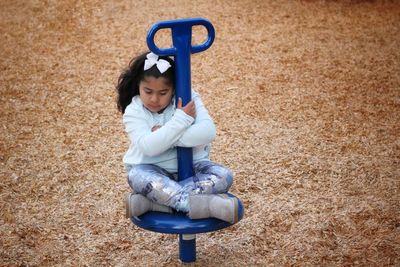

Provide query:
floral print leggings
left=127, top=161, right=233, bottom=212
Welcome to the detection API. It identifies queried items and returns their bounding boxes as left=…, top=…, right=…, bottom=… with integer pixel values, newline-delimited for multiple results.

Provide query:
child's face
left=139, top=76, right=174, bottom=113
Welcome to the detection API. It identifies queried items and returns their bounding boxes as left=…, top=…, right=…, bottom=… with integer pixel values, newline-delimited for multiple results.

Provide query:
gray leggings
left=127, top=161, right=233, bottom=212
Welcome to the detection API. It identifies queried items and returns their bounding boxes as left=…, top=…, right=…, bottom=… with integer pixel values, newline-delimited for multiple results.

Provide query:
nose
left=150, top=94, right=158, bottom=103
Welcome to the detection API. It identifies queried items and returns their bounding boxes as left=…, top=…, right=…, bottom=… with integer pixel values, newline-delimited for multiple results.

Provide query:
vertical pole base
left=179, top=234, right=196, bottom=263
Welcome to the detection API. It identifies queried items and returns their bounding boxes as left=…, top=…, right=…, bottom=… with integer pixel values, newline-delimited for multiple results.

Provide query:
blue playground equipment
left=130, top=18, right=244, bottom=263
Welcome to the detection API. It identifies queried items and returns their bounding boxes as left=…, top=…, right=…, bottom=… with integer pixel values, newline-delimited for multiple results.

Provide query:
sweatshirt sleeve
left=175, top=91, right=216, bottom=147
left=123, top=103, right=194, bottom=157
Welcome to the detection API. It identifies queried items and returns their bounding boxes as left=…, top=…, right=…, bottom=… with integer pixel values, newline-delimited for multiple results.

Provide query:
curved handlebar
left=146, top=18, right=215, bottom=56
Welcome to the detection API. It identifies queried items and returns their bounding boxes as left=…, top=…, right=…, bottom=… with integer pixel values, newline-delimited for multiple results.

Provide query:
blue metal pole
left=171, top=24, right=195, bottom=181
left=179, top=234, right=196, bottom=262
left=170, top=24, right=196, bottom=263
left=146, top=18, right=215, bottom=263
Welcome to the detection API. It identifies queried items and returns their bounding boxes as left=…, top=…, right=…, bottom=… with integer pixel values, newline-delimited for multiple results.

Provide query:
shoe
left=188, top=193, right=239, bottom=224
left=125, top=193, right=172, bottom=218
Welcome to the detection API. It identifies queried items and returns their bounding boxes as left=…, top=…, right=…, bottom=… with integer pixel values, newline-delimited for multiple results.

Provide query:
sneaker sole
left=125, top=192, right=133, bottom=218
left=219, top=193, right=239, bottom=224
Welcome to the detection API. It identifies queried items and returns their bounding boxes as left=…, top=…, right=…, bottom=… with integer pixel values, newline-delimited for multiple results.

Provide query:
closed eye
left=159, top=89, right=170, bottom=96
left=144, top=88, right=153, bottom=94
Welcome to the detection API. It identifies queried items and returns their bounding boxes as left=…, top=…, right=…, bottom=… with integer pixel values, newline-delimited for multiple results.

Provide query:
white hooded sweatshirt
left=123, top=91, right=216, bottom=173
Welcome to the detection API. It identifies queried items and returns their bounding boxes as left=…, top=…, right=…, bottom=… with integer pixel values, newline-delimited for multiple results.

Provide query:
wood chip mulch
left=1, top=0, right=399, bottom=266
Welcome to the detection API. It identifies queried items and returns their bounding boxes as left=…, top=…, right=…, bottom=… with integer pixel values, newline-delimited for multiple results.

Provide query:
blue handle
left=147, top=18, right=215, bottom=56
left=146, top=18, right=215, bottom=182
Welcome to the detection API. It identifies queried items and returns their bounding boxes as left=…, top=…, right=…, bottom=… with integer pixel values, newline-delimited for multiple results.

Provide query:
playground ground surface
left=1, top=0, right=399, bottom=266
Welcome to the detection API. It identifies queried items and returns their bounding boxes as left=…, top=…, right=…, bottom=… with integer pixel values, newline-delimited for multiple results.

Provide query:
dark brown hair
left=116, top=51, right=175, bottom=114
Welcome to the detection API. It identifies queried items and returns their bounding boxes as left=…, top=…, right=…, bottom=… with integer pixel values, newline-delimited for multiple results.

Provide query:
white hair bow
left=144, top=52, right=172, bottom=73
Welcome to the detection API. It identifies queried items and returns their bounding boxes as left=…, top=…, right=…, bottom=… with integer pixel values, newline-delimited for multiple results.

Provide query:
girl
left=116, top=51, right=239, bottom=224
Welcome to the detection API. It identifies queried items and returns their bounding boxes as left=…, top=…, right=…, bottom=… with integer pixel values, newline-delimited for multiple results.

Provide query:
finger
left=186, top=100, right=194, bottom=108
left=177, top=97, right=182, bottom=109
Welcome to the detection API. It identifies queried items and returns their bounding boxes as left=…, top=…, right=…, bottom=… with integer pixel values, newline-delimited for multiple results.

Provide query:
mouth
left=147, top=104, right=160, bottom=111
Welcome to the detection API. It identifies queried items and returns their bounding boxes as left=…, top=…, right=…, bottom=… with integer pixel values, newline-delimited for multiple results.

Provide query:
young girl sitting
left=116, top=52, right=239, bottom=224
